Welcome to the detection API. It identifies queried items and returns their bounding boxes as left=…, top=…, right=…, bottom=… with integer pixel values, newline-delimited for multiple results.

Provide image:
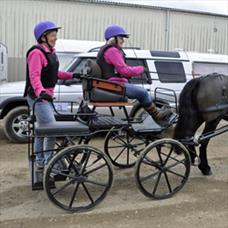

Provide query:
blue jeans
left=124, top=83, right=153, bottom=107
left=27, top=96, right=56, bottom=166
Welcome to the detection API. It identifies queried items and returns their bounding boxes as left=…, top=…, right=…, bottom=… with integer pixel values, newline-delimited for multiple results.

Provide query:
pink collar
left=38, top=43, right=56, bottom=53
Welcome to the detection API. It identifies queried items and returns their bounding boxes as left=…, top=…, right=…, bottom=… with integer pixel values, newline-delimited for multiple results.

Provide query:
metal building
left=0, top=0, right=227, bottom=81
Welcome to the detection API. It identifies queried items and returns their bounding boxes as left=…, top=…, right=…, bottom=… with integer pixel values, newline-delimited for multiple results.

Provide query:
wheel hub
left=18, top=120, right=28, bottom=131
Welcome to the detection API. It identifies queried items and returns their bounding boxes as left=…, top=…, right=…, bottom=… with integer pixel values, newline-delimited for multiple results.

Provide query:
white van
left=55, top=39, right=104, bottom=70
left=65, top=49, right=228, bottom=99
left=188, top=52, right=228, bottom=77
left=0, top=42, right=8, bottom=83
left=0, top=48, right=227, bottom=143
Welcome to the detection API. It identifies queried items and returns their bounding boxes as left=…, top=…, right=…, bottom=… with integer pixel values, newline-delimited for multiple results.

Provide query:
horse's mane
left=174, top=77, right=201, bottom=139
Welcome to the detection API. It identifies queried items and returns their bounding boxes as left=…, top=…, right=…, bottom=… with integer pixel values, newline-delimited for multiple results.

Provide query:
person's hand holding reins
left=40, top=91, right=53, bottom=102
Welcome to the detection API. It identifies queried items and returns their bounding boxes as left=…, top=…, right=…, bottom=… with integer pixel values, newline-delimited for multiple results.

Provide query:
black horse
left=174, top=73, right=228, bottom=175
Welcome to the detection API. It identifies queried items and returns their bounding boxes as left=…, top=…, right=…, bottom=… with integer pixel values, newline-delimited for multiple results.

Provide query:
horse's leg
left=198, top=119, right=220, bottom=175
left=187, top=145, right=197, bottom=164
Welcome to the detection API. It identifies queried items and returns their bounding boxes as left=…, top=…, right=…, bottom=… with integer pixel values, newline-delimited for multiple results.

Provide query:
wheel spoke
left=163, top=172, right=172, bottom=193
left=51, top=169, right=74, bottom=179
left=69, top=182, right=80, bottom=208
left=142, top=156, right=160, bottom=168
left=84, top=163, right=107, bottom=176
left=166, top=169, right=186, bottom=179
left=113, top=147, right=126, bottom=162
left=81, top=182, right=94, bottom=204
left=140, top=170, right=160, bottom=182
left=163, top=145, right=174, bottom=165
left=79, top=150, right=91, bottom=174
left=84, top=178, right=108, bottom=187
left=160, top=151, right=186, bottom=165
left=165, top=159, right=186, bottom=170
left=156, top=146, right=164, bottom=165
left=131, top=147, right=144, bottom=155
left=86, top=156, right=102, bottom=169
left=112, top=135, right=128, bottom=146
left=52, top=179, right=75, bottom=196
left=152, top=172, right=162, bottom=196
left=127, top=147, right=129, bottom=165
left=67, top=152, right=80, bottom=173
left=107, top=145, right=128, bottom=149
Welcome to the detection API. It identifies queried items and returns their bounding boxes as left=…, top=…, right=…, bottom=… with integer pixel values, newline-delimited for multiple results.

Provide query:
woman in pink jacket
left=97, top=25, right=171, bottom=124
left=24, top=21, right=76, bottom=169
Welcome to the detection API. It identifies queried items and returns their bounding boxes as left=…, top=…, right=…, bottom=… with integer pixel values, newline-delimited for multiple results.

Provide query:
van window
left=193, top=62, right=228, bottom=77
left=126, top=59, right=149, bottom=84
left=151, top=51, right=180, bottom=58
left=72, top=58, right=96, bottom=74
left=155, top=61, right=186, bottom=83
left=56, top=52, right=79, bottom=70
left=69, top=57, right=149, bottom=84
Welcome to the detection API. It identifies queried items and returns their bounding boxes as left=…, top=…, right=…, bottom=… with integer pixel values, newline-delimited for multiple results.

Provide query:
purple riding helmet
left=104, top=25, right=130, bottom=40
left=34, top=21, right=61, bottom=41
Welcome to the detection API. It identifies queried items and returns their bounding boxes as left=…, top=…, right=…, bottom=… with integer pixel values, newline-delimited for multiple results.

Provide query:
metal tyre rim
left=135, top=138, right=191, bottom=200
left=44, top=145, right=113, bottom=212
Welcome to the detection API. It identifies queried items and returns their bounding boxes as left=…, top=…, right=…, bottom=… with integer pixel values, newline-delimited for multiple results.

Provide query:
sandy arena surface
left=0, top=121, right=227, bottom=228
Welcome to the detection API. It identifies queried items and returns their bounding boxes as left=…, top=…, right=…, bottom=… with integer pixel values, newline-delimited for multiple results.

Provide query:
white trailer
left=0, top=42, right=8, bottom=83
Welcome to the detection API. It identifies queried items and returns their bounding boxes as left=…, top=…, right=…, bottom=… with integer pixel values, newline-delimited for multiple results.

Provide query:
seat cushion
left=90, top=88, right=128, bottom=102
left=35, top=121, right=89, bottom=137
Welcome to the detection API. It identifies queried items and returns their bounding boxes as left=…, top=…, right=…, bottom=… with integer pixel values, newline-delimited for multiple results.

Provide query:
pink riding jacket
left=104, top=47, right=144, bottom=83
left=27, top=44, right=73, bottom=97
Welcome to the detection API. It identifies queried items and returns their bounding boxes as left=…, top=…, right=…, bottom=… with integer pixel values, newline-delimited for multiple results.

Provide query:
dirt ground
left=0, top=121, right=227, bottom=228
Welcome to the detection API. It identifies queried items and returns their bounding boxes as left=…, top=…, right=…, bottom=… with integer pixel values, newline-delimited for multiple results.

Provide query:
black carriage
left=27, top=67, right=228, bottom=213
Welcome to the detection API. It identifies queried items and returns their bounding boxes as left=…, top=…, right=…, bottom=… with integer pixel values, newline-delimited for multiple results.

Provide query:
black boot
left=145, top=103, right=172, bottom=126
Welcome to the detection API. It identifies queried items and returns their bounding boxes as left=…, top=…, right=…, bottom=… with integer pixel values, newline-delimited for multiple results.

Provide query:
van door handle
left=146, top=89, right=151, bottom=92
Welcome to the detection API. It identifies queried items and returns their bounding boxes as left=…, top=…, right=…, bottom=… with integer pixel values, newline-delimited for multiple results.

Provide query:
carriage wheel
left=44, top=145, right=113, bottom=212
left=135, top=139, right=191, bottom=199
left=104, top=128, right=148, bottom=168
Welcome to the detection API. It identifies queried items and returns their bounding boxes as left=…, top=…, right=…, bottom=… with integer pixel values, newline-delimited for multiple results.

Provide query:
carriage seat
left=82, top=59, right=128, bottom=105
left=35, top=121, right=90, bottom=137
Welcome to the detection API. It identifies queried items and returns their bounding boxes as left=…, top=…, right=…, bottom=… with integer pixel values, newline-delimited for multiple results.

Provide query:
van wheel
left=3, top=106, right=29, bottom=143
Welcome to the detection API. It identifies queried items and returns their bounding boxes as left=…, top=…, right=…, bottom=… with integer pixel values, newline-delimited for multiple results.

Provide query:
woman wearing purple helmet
left=97, top=24, right=171, bottom=124
left=24, top=21, right=76, bottom=169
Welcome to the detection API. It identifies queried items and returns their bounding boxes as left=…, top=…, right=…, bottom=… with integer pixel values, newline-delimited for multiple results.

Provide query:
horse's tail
left=174, top=78, right=201, bottom=139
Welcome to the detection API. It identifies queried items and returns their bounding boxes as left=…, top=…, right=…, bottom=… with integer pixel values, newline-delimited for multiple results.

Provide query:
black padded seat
left=132, top=115, right=164, bottom=133
left=35, top=121, right=90, bottom=137
left=90, top=88, right=128, bottom=102
left=90, top=116, right=129, bottom=129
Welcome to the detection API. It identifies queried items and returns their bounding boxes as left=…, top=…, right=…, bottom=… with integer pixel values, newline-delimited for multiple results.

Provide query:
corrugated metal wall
left=169, top=12, right=228, bottom=54
left=0, top=0, right=227, bottom=81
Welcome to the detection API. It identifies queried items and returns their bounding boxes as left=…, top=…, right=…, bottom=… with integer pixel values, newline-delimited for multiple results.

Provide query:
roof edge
left=75, top=0, right=228, bottom=18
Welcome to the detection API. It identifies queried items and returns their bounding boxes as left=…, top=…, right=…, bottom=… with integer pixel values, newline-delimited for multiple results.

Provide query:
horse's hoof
left=199, top=165, right=212, bottom=176
left=202, top=169, right=212, bottom=176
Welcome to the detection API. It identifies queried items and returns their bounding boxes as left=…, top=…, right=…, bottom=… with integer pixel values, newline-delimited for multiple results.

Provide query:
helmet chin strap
left=115, top=37, right=118, bottom=44
left=44, top=35, right=53, bottom=49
